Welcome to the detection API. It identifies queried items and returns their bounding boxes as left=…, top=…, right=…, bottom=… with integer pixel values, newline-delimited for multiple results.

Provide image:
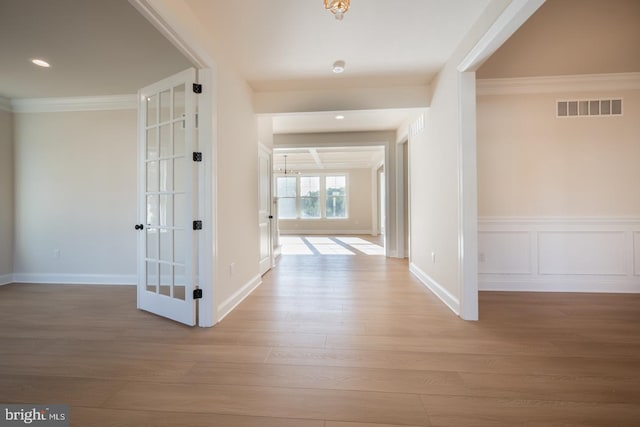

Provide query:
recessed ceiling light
left=31, top=59, right=51, bottom=68
left=332, top=60, right=345, bottom=74
left=335, top=115, right=345, bottom=120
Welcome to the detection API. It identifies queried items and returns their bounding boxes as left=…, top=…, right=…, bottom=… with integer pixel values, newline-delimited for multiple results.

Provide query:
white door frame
left=258, top=143, right=274, bottom=274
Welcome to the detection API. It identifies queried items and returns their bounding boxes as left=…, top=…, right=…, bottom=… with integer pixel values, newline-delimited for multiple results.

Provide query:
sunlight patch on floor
left=280, top=236, right=384, bottom=256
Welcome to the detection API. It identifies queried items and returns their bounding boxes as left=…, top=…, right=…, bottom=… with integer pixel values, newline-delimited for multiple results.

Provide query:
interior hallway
left=0, top=240, right=639, bottom=426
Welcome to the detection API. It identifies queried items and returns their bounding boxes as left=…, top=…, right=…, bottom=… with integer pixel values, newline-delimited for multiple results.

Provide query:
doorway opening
left=272, top=146, right=386, bottom=258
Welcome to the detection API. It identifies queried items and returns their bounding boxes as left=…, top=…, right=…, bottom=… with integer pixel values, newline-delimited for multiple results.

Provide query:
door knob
left=268, top=215, right=273, bottom=219
left=134, top=224, right=144, bottom=230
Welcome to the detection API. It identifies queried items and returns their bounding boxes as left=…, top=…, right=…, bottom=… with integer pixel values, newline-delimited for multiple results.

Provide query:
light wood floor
left=1, top=241, right=639, bottom=426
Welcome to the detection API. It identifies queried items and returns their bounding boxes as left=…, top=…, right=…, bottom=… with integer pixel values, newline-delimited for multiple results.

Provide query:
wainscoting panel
left=479, top=218, right=640, bottom=293
left=478, top=231, right=531, bottom=274
left=538, top=232, right=626, bottom=276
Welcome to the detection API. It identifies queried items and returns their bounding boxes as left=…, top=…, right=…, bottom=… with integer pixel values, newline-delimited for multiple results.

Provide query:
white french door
left=136, top=68, right=198, bottom=326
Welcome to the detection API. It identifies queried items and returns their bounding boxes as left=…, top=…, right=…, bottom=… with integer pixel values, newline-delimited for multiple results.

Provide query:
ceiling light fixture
left=332, top=60, right=345, bottom=74
left=279, top=155, right=300, bottom=175
left=324, top=0, right=350, bottom=20
left=31, top=58, right=51, bottom=68
left=335, top=115, right=345, bottom=120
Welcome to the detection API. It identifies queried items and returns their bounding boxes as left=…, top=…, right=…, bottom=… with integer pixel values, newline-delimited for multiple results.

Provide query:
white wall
left=478, top=89, right=640, bottom=217
left=408, top=0, right=510, bottom=318
left=477, top=86, right=640, bottom=292
left=12, top=110, right=137, bottom=284
left=214, top=64, right=261, bottom=318
left=0, top=109, right=13, bottom=284
left=278, top=168, right=374, bottom=235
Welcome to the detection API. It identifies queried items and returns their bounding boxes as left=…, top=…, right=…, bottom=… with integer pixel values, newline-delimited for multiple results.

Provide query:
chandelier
left=324, top=0, right=350, bottom=20
left=280, top=155, right=300, bottom=175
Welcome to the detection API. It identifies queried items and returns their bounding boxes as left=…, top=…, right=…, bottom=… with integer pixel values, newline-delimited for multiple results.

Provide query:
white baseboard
left=279, top=229, right=374, bottom=236
left=0, top=274, right=13, bottom=286
left=480, top=277, right=640, bottom=293
left=217, top=274, right=262, bottom=322
left=11, top=273, right=136, bottom=285
left=409, top=263, right=460, bottom=316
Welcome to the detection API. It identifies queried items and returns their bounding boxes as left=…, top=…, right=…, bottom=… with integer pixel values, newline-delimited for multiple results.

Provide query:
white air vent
left=557, top=98, right=623, bottom=118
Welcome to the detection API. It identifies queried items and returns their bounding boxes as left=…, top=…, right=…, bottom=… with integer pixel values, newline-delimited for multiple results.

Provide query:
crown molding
left=0, top=96, right=11, bottom=112
left=10, top=94, right=137, bottom=113
left=477, top=72, right=640, bottom=96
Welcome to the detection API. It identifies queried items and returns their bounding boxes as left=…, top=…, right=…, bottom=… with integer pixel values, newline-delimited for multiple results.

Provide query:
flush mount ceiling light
left=324, top=0, right=350, bottom=20
left=332, top=60, right=345, bottom=74
left=335, top=115, right=345, bottom=120
left=31, top=58, right=51, bottom=68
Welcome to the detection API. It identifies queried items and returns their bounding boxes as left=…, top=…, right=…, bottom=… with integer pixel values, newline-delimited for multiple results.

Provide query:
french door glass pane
left=159, top=90, right=171, bottom=123
left=174, top=122, right=185, bottom=156
left=159, top=124, right=171, bottom=158
left=146, top=95, right=158, bottom=126
left=159, top=195, right=173, bottom=227
left=146, top=161, right=159, bottom=192
left=159, top=160, right=173, bottom=192
left=174, top=230, right=184, bottom=264
left=174, top=265, right=186, bottom=301
left=146, top=195, right=159, bottom=225
left=146, top=261, right=158, bottom=292
left=159, top=263, right=171, bottom=296
left=146, top=229, right=158, bottom=260
left=159, top=230, right=173, bottom=262
left=146, top=128, right=158, bottom=159
left=174, top=85, right=186, bottom=119
left=174, top=158, right=185, bottom=192
left=174, top=193, right=185, bottom=227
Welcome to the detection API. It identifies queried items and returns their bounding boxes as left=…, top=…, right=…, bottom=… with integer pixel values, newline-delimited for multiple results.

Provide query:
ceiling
left=0, top=0, right=191, bottom=98
left=274, top=146, right=385, bottom=171
left=186, top=0, right=491, bottom=92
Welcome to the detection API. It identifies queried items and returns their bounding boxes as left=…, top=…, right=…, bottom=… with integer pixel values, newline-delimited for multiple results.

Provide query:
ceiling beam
left=309, top=149, right=324, bottom=169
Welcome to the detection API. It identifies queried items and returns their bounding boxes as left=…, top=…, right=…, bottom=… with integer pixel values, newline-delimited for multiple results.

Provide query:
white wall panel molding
left=10, top=95, right=137, bottom=113
left=477, top=72, right=640, bottom=96
left=11, top=273, right=136, bottom=285
left=479, top=217, right=640, bottom=293
left=410, top=263, right=460, bottom=316
left=217, top=274, right=262, bottom=323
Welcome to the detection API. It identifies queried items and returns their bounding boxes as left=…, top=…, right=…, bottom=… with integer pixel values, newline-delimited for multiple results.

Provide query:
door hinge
left=193, top=152, right=203, bottom=162
left=193, top=83, right=202, bottom=94
left=193, top=288, right=203, bottom=299
left=193, top=220, right=203, bottom=230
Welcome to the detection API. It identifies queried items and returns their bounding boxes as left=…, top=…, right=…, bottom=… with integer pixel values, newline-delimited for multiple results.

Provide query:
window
left=325, top=175, right=346, bottom=218
left=275, top=174, right=348, bottom=219
left=300, top=176, right=320, bottom=218
left=276, top=176, right=297, bottom=219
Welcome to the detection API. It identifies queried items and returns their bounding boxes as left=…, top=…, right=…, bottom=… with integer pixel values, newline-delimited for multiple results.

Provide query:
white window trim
left=275, top=172, right=349, bottom=220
